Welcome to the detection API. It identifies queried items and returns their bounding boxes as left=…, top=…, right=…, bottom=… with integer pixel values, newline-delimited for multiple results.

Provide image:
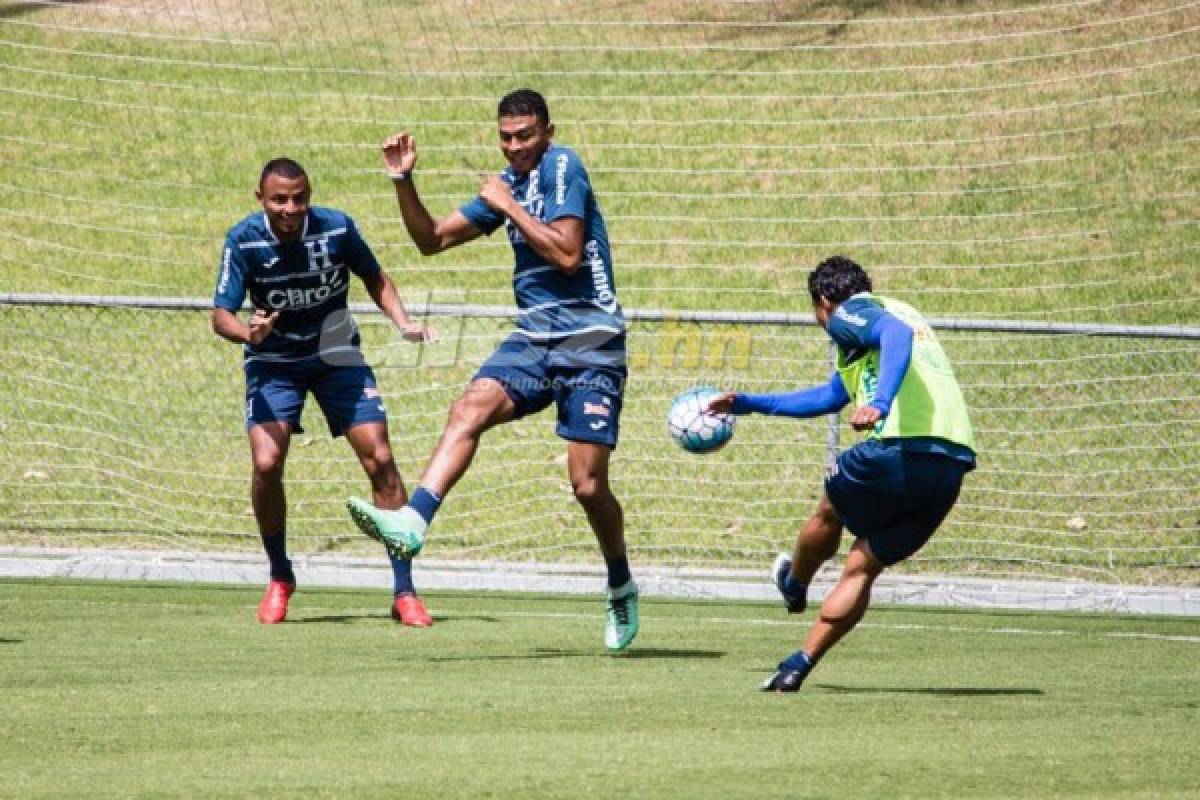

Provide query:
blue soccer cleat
left=761, top=650, right=814, bottom=693
left=346, top=498, right=427, bottom=559
left=772, top=553, right=807, bottom=613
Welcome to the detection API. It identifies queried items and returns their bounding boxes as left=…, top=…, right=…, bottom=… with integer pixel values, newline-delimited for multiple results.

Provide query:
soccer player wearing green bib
left=707, top=256, right=977, bottom=691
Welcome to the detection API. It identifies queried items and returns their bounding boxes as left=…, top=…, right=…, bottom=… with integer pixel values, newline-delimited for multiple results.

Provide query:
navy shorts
left=244, top=358, right=387, bottom=437
left=473, top=332, right=627, bottom=448
left=824, top=439, right=971, bottom=566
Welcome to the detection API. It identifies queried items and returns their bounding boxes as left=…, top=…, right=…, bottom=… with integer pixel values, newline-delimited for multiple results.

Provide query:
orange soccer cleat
left=257, top=579, right=295, bottom=624
left=391, top=593, right=433, bottom=627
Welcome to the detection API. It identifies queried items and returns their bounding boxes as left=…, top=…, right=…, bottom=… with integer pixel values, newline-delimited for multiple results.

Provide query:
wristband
left=387, top=170, right=411, bottom=183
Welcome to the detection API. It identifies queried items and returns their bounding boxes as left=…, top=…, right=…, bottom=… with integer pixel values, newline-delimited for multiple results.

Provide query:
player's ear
left=545, top=121, right=555, bottom=140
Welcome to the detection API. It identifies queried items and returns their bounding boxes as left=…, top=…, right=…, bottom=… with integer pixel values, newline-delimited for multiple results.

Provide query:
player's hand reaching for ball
left=399, top=321, right=439, bottom=344
left=381, top=132, right=418, bottom=178
left=247, top=309, right=280, bottom=345
left=705, top=391, right=736, bottom=415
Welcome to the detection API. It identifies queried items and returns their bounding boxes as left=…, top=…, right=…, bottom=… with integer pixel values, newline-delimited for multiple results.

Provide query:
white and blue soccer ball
left=667, top=386, right=736, bottom=454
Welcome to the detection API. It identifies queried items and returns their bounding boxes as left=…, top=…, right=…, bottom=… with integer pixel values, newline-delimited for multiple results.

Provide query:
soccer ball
left=667, top=386, right=736, bottom=454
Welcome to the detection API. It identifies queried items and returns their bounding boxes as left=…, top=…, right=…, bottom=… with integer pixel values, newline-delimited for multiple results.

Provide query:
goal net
left=1, top=1, right=1197, bottom=608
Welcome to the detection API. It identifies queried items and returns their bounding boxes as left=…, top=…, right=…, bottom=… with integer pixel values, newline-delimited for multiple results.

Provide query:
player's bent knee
left=251, top=449, right=286, bottom=477
left=571, top=475, right=610, bottom=506
left=446, top=395, right=498, bottom=437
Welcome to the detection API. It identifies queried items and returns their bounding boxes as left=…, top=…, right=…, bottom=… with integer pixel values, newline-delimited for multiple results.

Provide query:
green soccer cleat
left=604, top=578, right=640, bottom=652
left=346, top=497, right=427, bottom=559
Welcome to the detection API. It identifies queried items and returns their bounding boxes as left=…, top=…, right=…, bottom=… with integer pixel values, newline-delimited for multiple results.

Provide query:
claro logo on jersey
left=264, top=271, right=346, bottom=310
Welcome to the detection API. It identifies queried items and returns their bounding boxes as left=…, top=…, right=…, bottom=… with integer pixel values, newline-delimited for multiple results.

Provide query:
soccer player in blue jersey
left=345, top=89, right=639, bottom=651
left=213, top=158, right=437, bottom=626
left=708, top=256, right=977, bottom=691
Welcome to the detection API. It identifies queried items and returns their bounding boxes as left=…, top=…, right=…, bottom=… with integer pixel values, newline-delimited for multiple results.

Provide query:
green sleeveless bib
left=835, top=294, right=976, bottom=450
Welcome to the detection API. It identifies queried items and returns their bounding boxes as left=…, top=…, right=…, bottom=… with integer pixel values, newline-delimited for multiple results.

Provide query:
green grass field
left=1, top=5, right=1198, bottom=793
left=2, top=579, right=1198, bottom=799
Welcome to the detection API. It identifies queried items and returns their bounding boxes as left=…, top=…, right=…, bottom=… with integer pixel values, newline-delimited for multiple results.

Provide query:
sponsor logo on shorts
left=583, top=401, right=610, bottom=417
left=589, top=420, right=607, bottom=431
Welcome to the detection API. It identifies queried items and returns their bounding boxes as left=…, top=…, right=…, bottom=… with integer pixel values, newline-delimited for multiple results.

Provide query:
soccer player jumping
left=707, top=256, right=977, bottom=691
left=213, top=159, right=437, bottom=626
left=346, top=89, right=639, bottom=651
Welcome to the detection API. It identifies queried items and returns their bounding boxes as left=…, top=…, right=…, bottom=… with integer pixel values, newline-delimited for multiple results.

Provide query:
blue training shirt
left=459, top=144, right=625, bottom=340
left=214, top=207, right=381, bottom=363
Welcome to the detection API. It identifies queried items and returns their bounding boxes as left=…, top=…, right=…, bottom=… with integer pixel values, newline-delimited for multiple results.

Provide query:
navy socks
left=260, top=532, right=294, bottom=584
left=605, top=555, right=632, bottom=589
left=389, top=488, right=440, bottom=595
left=409, top=487, right=443, bottom=525
left=390, top=553, right=415, bottom=595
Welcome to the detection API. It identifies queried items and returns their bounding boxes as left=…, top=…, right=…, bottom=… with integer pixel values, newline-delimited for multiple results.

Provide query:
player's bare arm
left=382, top=131, right=483, bottom=255
left=361, top=270, right=438, bottom=343
left=212, top=306, right=279, bottom=346
left=479, top=175, right=584, bottom=273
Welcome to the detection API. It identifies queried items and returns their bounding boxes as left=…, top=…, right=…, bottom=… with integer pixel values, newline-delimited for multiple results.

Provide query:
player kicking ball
left=213, top=158, right=436, bottom=626
left=707, top=256, right=977, bottom=691
left=346, top=89, right=639, bottom=652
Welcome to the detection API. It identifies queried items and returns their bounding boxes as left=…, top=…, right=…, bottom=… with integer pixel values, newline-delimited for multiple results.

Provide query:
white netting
left=1, top=1, right=1197, bottom=595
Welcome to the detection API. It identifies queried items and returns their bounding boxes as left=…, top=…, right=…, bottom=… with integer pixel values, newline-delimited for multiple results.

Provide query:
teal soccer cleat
left=604, top=579, right=640, bottom=652
left=346, top=498, right=427, bottom=559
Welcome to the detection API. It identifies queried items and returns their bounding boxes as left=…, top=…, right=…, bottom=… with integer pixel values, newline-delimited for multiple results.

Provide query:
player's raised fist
left=479, top=175, right=515, bottom=215
left=381, top=132, right=417, bottom=177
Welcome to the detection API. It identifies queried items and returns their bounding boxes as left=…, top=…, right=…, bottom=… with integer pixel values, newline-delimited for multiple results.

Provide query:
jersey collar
left=260, top=211, right=309, bottom=243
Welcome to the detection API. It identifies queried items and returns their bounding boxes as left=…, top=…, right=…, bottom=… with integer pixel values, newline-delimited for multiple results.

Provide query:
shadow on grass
left=0, top=1, right=94, bottom=19
left=288, top=612, right=502, bottom=624
left=286, top=613, right=392, bottom=624
left=0, top=638, right=22, bottom=644
left=426, top=647, right=725, bottom=663
left=814, top=684, right=1044, bottom=696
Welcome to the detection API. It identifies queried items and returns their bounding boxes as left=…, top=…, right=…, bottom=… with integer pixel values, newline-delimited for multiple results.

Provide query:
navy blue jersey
left=214, top=207, right=381, bottom=363
left=459, top=144, right=624, bottom=340
left=825, top=293, right=889, bottom=362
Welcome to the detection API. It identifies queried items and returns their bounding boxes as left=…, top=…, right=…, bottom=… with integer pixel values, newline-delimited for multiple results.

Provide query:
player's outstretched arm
left=212, top=307, right=278, bottom=346
left=382, top=132, right=482, bottom=255
left=361, top=271, right=438, bottom=343
left=707, top=374, right=851, bottom=419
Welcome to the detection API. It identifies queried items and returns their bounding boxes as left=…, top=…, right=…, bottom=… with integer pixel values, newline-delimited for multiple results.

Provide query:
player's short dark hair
left=259, top=157, right=308, bottom=188
left=497, top=89, right=550, bottom=126
left=808, top=255, right=873, bottom=304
